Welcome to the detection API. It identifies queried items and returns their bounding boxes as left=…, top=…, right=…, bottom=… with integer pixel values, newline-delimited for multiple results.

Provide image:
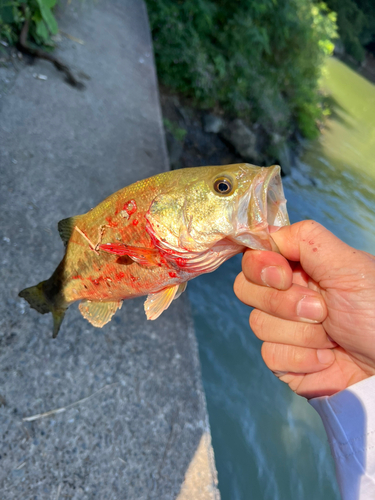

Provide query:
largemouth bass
left=19, top=164, right=289, bottom=337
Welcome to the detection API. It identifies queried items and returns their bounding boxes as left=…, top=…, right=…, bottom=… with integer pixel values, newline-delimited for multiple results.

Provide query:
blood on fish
left=175, top=258, right=187, bottom=267
left=124, top=200, right=137, bottom=217
left=105, top=217, right=118, bottom=228
left=132, top=219, right=139, bottom=226
left=88, top=276, right=102, bottom=286
left=71, top=275, right=81, bottom=280
left=169, top=272, right=177, bottom=278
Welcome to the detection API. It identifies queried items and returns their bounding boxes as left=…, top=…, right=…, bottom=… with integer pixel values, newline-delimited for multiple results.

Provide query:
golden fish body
left=19, top=164, right=289, bottom=337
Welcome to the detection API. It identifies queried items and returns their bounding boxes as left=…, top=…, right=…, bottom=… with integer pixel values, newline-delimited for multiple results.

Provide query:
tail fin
left=19, top=281, right=66, bottom=338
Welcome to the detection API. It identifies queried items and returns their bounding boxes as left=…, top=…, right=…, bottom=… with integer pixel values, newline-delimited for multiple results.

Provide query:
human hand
left=233, top=220, right=375, bottom=398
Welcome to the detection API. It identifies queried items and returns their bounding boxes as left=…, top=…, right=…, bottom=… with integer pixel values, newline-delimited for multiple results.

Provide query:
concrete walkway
left=0, top=1, right=219, bottom=498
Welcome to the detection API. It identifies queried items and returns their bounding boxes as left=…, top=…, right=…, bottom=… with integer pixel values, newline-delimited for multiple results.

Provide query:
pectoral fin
left=99, top=243, right=160, bottom=267
left=78, top=299, right=122, bottom=327
left=144, top=282, right=187, bottom=320
left=174, top=281, right=187, bottom=299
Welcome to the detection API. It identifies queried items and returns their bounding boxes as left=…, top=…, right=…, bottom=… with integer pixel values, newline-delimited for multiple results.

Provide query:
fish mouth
left=234, top=165, right=289, bottom=251
left=253, top=165, right=289, bottom=228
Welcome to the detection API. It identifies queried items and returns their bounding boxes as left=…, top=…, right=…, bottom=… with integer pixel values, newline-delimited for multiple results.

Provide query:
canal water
left=188, top=57, right=375, bottom=500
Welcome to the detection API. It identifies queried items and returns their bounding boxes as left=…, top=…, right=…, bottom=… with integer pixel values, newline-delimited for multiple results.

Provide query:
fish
left=19, top=163, right=289, bottom=338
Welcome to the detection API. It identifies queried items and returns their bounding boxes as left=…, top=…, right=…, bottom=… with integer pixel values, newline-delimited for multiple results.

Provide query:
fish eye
left=213, top=177, right=233, bottom=195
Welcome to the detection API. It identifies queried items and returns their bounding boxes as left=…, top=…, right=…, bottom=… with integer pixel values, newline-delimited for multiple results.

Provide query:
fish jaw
left=231, top=165, right=289, bottom=252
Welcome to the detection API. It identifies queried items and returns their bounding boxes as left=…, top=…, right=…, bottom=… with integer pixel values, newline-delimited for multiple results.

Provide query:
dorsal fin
left=58, top=215, right=83, bottom=246
left=78, top=300, right=122, bottom=327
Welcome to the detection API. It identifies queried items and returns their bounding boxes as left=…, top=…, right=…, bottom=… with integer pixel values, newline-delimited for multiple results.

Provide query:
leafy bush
left=163, top=118, right=187, bottom=142
left=146, top=0, right=337, bottom=139
left=324, top=0, right=375, bottom=62
left=0, top=0, right=58, bottom=46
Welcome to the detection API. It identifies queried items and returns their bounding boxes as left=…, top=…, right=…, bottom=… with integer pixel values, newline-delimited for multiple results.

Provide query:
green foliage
left=146, top=0, right=337, bottom=139
left=324, top=0, right=375, bottom=62
left=0, top=0, right=58, bottom=46
left=163, top=118, right=187, bottom=142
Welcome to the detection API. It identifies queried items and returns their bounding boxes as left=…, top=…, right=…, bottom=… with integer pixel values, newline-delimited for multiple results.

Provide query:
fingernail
left=261, top=266, right=285, bottom=289
left=296, top=295, right=324, bottom=322
left=317, top=349, right=335, bottom=365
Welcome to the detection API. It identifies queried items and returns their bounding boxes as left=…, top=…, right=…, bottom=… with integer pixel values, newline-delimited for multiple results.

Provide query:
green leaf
left=36, top=0, right=58, bottom=34
left=32, top=10, right=43, bottom=23
left=41, top=0, right=57, bottom=9
left=0, top=6, right=14, bottom=24
left=36, top=18, right=49, bottom=40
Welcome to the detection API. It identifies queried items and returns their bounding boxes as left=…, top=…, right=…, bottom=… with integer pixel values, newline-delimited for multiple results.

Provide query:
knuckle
left=249, top=309, right=264, bottom=337
left=262, top=343, right=308, bottom=372
left=241, top=251, right=253, bottom=274
left=263, top=288, right=281, bottom=314
left=233, top=274, right=243, bottom=298
left=288, top=346, right=305, bottom=368
left=261, top=342, right=278, bottom=370
left=298, top=220, right=324, bottom=238
left=300, top=324, right=317, bottom=347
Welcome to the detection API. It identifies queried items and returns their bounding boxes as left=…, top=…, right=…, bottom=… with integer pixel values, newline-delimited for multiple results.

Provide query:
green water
left=188, top=57, right=375, bottom=500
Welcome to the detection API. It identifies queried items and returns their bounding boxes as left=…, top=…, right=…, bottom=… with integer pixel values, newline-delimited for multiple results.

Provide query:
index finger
left=241, top=250, right=293, bottom=290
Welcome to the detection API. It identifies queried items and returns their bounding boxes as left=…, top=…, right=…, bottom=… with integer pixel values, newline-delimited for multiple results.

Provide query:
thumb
left=270, top=221, right=364, bottom=285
